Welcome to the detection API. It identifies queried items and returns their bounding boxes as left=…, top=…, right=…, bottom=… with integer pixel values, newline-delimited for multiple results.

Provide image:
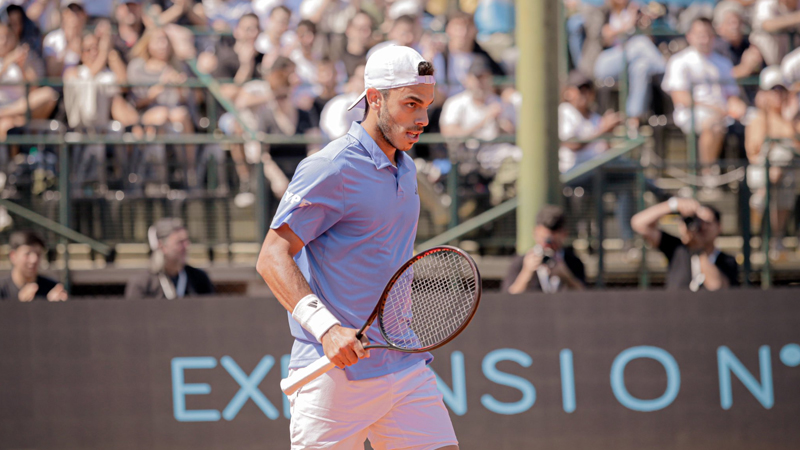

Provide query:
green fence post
left=59, top=143, right=71, bottom=293
left=740, top=166, right=751, bottom=287
left=762, top=157, right=771, bottom=288
left=448, top=154, right=459, bottom=230
left=594, top=169, right=605, bottom=287
left=636, top=167, right=649, bottom=289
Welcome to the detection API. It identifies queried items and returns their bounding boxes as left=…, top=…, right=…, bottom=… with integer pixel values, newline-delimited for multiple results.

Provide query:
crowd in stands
left=0, top=0, right=520, bottom=208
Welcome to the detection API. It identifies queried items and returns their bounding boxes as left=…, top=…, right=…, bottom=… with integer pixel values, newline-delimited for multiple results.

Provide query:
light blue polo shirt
left=270, top=121, right=431, bottom=381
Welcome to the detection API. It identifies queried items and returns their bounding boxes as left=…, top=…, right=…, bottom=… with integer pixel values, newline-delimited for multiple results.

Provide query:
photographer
left=631, top=198, right=739, bottom=291
left=502, top=205, right=586, bottom=294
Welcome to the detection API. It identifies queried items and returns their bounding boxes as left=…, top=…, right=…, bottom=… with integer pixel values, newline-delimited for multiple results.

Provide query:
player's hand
left=321, top=325, right=370, bottom=369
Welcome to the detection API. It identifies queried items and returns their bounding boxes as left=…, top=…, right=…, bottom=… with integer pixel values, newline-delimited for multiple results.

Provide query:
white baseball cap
left=347, top=45, right=436, bottom=111
left=760, top=65, right=787, bottom=90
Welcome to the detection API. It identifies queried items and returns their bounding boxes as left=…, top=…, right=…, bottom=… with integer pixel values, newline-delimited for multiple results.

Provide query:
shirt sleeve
left=658, top=231, right=681, bottom=262
left=558, top=103, right=579, bottom=141
left=439, top=96, right=463, bottom=128
left=270, top=155, right=345, bottom=245
left=661, top=55, right=688, bottom=93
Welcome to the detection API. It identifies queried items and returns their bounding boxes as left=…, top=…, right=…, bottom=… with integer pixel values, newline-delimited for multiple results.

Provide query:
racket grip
left=280, top=356, right=336, bottom=396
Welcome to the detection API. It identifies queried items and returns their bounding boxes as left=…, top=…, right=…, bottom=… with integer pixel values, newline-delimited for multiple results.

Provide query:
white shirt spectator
left=0, top=57, right=24, bottom=106
left=255, top=31, right=296, bottom=57
left=558, top=102, right=607, bottom=173
left=319, top=92, right=364, bottom=139
left=661, top=46, right=738, bottom=132
left=751, top=0, right=796, bottom=65
left=439, top=90, right=504, bottom=142
left=781, top=47, right=800, bottom=84
left=299, top=0, right=354, bottom=34
left=43, top=29, right=80, bottom=73
left=64, top=66, right=119, bottom=129
left=253, top=0, right=303, bottom=28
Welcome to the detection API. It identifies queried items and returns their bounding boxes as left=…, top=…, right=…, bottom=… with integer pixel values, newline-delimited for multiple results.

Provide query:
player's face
left=10, top=244, right=43, bottom=280
left=376, top=84, right=435, bottom=151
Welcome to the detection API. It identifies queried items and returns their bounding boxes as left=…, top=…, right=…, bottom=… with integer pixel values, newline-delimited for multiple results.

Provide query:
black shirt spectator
left=0, top=274, right=58, bottom=301
left=501, top=247, right=587, bottom=293
left=124, top=264, right=215, bottom=299
left=659, top=232, right=739, bottom=290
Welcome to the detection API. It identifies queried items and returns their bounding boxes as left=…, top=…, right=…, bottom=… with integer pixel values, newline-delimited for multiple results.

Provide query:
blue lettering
left=431, top=351, right=468, bottom=416
left=610, top=346, right=680, bottom=412
left=717, top=346, right=773, bottom=409
left=171, top=357, right=221, bottom=422
left=560, top=349, right=576, bottom=413
left=481, top=349, right=536, bottom=415
left=220, top=356, right=278, bottom=420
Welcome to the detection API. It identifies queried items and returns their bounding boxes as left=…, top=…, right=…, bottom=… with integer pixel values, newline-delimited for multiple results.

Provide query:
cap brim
left=347, top=90, right=367, bottom=111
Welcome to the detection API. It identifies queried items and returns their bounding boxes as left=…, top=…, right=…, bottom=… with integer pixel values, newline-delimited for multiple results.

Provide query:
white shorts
left=288, top=361, right=458, bottom=450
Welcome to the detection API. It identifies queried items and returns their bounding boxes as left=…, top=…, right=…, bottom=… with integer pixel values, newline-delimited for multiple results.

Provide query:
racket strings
left=381, top=250, right=478, bottom=350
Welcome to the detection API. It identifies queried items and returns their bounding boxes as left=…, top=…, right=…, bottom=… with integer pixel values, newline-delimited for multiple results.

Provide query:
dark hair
left=691, top=17, right=714, bottom=30
left=393, top=14, right=417, bottom=28
left=298, top=19, right=316, bottom=35
left=348, top=10, right=374, bottom=29
left=447, top=11, right=474, bottom=24
left=270, top=5, right=291, bottom=17
left=9, top=230, right=46, bottom=250
left=269, top=56, right=295, bottom=73
left=238, top=12, right=260, bottom=26
left=705, top=205, right=721, bottom=223
left=536, top=205, right=566, bottom=231
left=363, top=61, right=435, bottom=119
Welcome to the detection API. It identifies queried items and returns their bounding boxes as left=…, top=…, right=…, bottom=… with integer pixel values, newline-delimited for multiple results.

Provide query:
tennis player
left=256, top=45, right=458, bottom=449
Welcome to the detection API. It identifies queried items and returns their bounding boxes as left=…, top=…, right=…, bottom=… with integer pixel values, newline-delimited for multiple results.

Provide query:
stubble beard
left=377, top=105, right=406, bottom=151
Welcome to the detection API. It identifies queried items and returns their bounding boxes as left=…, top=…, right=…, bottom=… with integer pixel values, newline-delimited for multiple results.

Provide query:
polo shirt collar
left=347, top=122, right=396, bottom=170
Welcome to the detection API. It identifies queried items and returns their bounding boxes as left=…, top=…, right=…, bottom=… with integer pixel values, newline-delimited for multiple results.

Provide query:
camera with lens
left=533, top=241, right=557, bottom=269
left=683, top=215, right=705, bottom=232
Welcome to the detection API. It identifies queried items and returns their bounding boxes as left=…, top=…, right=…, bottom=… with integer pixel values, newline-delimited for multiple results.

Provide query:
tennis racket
left=280, top=245, right=481, bottom=395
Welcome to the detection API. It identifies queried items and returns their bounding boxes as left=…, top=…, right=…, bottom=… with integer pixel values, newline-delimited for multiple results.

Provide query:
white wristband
left=292, top=294, right=341, bottom=342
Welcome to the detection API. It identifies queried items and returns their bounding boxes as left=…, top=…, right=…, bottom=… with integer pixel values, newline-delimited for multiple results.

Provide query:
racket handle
left=280, top=356, right=336, bottom=396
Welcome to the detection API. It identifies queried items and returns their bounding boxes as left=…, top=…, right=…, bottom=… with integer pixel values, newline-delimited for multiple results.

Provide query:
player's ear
left=366, top=88, right=381, bottom=109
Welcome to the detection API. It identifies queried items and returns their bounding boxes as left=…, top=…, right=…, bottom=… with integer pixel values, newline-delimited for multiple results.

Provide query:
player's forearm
left=256, top=240, right=313, bottom=313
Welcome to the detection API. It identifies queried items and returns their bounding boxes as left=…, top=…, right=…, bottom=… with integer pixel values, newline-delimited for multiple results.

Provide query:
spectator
left=631, top=197, right=739, bottom=290
left=255, top=5, right=294, bottom=65
left=197, top=12, right=263, bottom=100
left=200, top=0, right=253, bottom=32
left=5, top=4, right=43, bottom=59
left=0, top=230, right=68, bottom=301
left=558, top=70, right=637, bottom=243
left=593, top=0, right=665, bottom=128
left=307, top=57, right=339, bottom=125
left=64, top=23, right=137, bottom=130
left=438, top=11, right=504, bottom=97
left=149, top=0, right=206, bottom=28
left=661, top=17, right=746, bottom=171
left=502, top=205, right=586, bottom=293
left=335, top=10, right=373, bottom=79
left=299, top=0, right=356, bottom=35
left=43, top=0, right=86, bottom=77
left=713, top=2, right=764, bottom=80
left=127, top=27, right=197, bottom=185
left=744, top=66, right=796, bottom=247
left=750, top=0, right=800, bottom=66
left=558, top=70, right=621, bottom=173
left=290, top=19, right=323, bottom=93
left=0, top=23, right=58, bottom=140
left=319, top=63, right=365, bottom=139
left=112, top=0, right=144, bottom=65
left=125, top=218, right=214, bottom=299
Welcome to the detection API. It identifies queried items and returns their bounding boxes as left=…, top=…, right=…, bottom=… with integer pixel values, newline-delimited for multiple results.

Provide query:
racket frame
left=355, top=245, right=482, bottom=353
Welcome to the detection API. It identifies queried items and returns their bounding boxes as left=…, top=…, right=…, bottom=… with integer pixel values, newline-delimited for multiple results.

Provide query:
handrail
left=0, top=198, right=112, bottom=256
left=417, top=136, right=646, bottom=250
left=0, top=131, right=517, bottom=146
left=560, top=136, right=646, bottom=184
